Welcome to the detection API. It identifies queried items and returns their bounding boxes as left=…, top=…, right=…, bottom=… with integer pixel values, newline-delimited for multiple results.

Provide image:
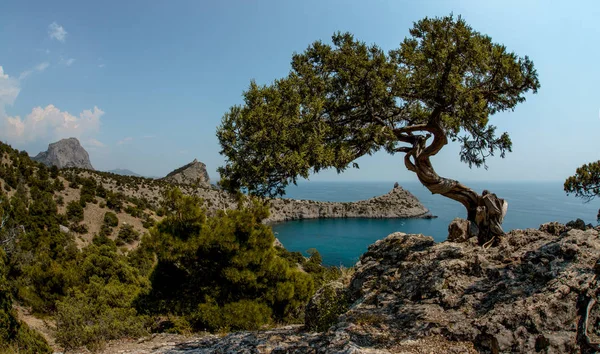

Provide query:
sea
left=271, top=181, right=600, bottom=267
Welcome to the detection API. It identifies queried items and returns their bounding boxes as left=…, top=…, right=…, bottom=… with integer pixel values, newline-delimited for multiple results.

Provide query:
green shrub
left=69, top=223, right=88, bottom=234
left=55, top=281, right=148, bottom=351
left=137, top=189, right=315, bottom=330
left=304, top=281, right=350, bottom=332
left=103, top=212, right=119, bottom=227
left=116, top=224, right=140, bottom=246
left=66, top=200, right=84, bottom=223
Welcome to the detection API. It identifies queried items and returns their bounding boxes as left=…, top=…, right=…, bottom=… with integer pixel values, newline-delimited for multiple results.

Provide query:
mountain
left=107, top=168, right=142, bottom=177
left=163, top=158, right=210, bottom=186
left=32, top=137, right=94, bottom=170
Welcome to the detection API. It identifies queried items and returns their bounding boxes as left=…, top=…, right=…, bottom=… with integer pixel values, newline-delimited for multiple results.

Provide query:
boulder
left=447, top=217, right=478, bottom=242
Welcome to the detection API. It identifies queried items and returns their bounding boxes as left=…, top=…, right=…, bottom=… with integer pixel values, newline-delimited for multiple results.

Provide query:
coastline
left=263, top=185, right=430, bottom=223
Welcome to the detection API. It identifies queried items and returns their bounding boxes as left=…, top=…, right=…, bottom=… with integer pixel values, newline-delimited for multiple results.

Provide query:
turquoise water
left=272, top=181, right=599, bottom=266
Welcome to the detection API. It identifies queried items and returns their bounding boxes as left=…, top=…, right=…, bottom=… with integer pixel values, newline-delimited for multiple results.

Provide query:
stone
left=448, top=217, right=478, bottom=242
left=32, top=137, right=94, bottom=170
left=539, top=221, right=567, bottom=235
left=163, top=159, right=210, bottom=186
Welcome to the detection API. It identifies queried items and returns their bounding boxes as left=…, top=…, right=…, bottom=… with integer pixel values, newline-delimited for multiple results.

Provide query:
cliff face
left=163, top=159, right=210, bottom=186
left=32, top=138, right=94, bottom=170
left=144, top=222, right=600, bottom=353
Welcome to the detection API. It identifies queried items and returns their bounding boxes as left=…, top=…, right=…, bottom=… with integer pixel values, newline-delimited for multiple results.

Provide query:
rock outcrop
left=161, top=183, right=430, bottom=223
left=32, top=138, right=94, bottom=170
left=163, top=159, right=210, bottom=186
left=265, top=184, right=430, bottom=223
left=146, top=222, right=600, bottom=353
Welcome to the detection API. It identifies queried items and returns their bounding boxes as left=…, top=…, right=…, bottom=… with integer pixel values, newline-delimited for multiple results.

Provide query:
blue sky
left=0, top=0, right=599, bottom=183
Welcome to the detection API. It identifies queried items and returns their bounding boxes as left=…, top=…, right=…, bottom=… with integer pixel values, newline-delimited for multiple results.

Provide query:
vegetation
left=0, top=141, right=335, bottom=351
left=217, top=14, right=539, bottom=244
left=137, top=189, right=324, bottom=332
left=1, top=237, right=52, bottom=353
left=565, top=160, right=600, bottom=222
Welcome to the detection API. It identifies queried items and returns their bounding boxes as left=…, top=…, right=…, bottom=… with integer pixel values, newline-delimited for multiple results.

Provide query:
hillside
left=0, top=140, right=431, bottom=353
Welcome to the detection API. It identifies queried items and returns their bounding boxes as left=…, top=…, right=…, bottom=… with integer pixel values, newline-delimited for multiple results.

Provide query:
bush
left=66, top=200, right=84, bottom=223
left=116, top=224, right=140, bottom=246
left=192, top=299, right=272, bottom=331
left=103, top=212, right=119, bottom=227
left=304, top=281, right=350, bottom=332
left=137, top=190, right=316, bottom=330
left=70, top=223, right=89, bottom=234
left=55, top=281, right=149, bottom=351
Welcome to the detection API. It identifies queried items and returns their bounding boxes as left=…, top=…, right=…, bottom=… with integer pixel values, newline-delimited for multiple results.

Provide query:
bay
left=272, top=181, right=599, bottom=266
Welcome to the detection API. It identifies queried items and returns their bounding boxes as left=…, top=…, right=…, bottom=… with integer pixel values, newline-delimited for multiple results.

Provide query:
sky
left=0, top=0, right=599, bottom=183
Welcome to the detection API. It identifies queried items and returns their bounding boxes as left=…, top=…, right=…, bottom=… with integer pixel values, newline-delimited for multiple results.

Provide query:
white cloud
left=117, top=137, right=133, bottom=145
left=48, top=22, right=67, bottom=42
left=98, top=64, right=105, bottom=68
left=0, top=66, right=104, bottom=152
left=19, top=62, right=50, bottom=80
left=60, top=57, right=76, bottom=67
left=0, top=66, right=20, bottom=115
left=0, top=105, right=104, bottom=145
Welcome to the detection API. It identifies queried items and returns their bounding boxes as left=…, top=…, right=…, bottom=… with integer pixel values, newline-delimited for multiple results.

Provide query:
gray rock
left=59, top=225, right=70, bottom=234
left=265, top=185, right=430, bottom=223
left=447, top=217, right=478, bottom=242
left=163, top=159, right=210, bottom=186
left=32, top=137, right=94, bottom=170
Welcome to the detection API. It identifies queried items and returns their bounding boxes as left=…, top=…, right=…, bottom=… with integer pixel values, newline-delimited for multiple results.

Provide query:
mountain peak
left=163, top=158, right=210, bottom=186
left=32, top=137, right=94, bottom=170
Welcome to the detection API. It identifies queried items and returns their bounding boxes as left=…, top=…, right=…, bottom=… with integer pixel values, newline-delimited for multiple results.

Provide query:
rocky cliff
left=265, top=184, right=430, bottom=223
left=163, top=159, right=210, bottom=186
left=32, top=138, right=94, bottom=170
left=140, top=222, right=600, bottom=353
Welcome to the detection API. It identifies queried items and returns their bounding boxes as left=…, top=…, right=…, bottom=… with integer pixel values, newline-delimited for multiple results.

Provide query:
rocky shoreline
left=175, top=183, right=431, bottom=224
left=264, top=185, right=431, bottom=224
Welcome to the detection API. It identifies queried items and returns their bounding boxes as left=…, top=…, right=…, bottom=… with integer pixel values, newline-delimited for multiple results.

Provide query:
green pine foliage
left=137, top=188, right=316, bottom=331
left=103, top=212, right=119, bottom=227
left=116, top=224, right=140, bottom=246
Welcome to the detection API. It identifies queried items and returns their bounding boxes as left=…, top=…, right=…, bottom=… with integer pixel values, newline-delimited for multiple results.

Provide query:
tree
left=217, top=15, right=539, bottom=244
left=564, top=160, right=600, bottom=222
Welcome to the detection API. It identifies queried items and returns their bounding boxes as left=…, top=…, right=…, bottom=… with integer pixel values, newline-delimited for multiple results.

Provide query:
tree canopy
left=565, top=161, right=600, bottom=202
left=217, top=14, right=539, bottom=201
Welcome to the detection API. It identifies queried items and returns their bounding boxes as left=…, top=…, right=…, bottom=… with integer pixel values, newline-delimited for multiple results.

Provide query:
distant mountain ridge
left=107, top=169, right=142, bottom=177
left=32, top=137, right=94, bottom=170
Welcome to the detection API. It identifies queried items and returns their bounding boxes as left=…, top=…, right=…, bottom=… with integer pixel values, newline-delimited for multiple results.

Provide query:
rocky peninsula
left=174, top=183, right=431, bottom=223
left=265, top=184, right=430, bottom=223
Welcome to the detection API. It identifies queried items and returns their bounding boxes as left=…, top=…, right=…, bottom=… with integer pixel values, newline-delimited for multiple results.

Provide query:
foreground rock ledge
left=141, top=223, right=599, bottom=353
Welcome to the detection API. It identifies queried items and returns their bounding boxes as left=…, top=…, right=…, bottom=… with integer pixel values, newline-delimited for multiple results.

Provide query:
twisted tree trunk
left=400, top=124, right=505, bottom=245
